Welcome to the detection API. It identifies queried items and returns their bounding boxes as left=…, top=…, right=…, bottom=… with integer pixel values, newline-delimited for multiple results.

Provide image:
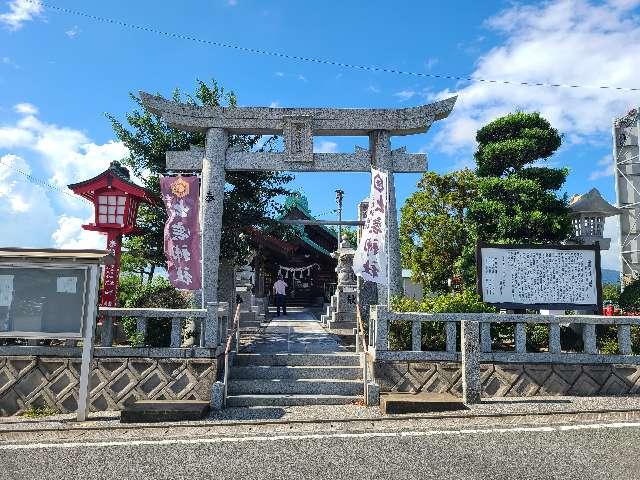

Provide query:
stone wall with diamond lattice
left=0, top=356, right=218, bottom=416
left=375, top=361, right=640, bottom=397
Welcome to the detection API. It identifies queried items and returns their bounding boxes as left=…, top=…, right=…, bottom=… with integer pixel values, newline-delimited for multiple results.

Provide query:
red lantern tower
left=68, top=161, right=159, bottom=306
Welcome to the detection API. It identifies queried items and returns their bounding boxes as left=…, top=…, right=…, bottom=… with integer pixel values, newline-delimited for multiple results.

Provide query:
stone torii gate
left=140, top=92, right=456, bottom=306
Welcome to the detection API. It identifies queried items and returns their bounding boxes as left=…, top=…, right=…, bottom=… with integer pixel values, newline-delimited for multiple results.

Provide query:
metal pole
left=335, top=189, right=344, bottom=241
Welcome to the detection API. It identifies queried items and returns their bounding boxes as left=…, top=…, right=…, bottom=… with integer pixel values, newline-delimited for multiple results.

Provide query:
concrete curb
left=3, top=407, right=640, bottom=435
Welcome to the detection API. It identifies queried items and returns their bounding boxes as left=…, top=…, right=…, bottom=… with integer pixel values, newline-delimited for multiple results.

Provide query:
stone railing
left=369, top=305, right=640, bottom=403
left=0, top=302, right=230, bottom=359
left=99, top=302, right=229, bottom=350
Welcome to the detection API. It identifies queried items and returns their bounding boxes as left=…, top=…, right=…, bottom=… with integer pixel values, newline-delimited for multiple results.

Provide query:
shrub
left=118, top=274, right=144, bottom=307
left=526, top=324, right=549, bottom=351
left=620, top=279, right=640, bottom=312
left=121, top=277, right=192, bottom=347
left=389, top=290, right=495, bottom=350
left=602, top=283, right=621, bottom=306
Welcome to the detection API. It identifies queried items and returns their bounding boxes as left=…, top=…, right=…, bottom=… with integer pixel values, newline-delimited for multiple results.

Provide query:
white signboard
left=353, top=168, right=388, bottom=284
left=479, top=245, right=600, bottom=309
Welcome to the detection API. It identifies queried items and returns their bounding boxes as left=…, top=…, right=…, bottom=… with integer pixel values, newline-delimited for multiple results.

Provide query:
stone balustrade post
left=515, top=323, right=526, bottom=353
left=101, top=315, right=114, bottom=347
left=372, top=305, right=388, bottom=352
left=136, top=318, right=147, bottom=345
left=618, top=324, right=632, bottom=355
left=445, top=322, right=457, bottom=352
left=480, top=322, right=492, bottom=352
left=582, top=323, right=597, bottom=354
left=412, top=321, right=422, bottom=351
left=549, top=323, right=561, bottom=353
left=461, top=320, right=481, bottom=404
left=170, top=318, right=182, bottom=348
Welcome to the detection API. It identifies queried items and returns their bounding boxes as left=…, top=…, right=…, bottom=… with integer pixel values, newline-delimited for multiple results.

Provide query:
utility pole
left=335, top=189, right=344, bottom=242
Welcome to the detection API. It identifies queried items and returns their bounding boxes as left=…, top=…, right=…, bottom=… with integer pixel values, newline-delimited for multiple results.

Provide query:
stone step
left=228, top=379, right=364, bottom=396
left=230, top=365, right=362, bottom=380
left=327, top=321, right=357, bottom=330
left=235, top=353, right=360, bottom=367
left=226, top=394, right=361, bottom=407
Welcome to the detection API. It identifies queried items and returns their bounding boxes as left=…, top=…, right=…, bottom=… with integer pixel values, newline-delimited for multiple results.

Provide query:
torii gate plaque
left=140, top=92, right=456, bottom=306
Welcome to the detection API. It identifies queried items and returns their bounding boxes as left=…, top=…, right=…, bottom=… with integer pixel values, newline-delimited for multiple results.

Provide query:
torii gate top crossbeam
left=140, top=92, right=457, bottom=136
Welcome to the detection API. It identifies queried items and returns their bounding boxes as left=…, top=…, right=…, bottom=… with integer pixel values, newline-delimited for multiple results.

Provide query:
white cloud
left=52, top=215, right=104, bottom=250
left=275, top=72, right=284, bottom=77
left=425, top=57, right=438, bottom=70
left=367, top=85, right=381, bottom=94
left=0, top=107, right=128, bottom=190
left=0, top=104, right=131, bottom=249
left=297, top=74, right=308, bottom=82
left=431, top=0, right=640, bottom=156
left=0, top=0, right=42, bottom=30
left=0, top=154, right=57, bottom=246
left=589, top=154, right=615, bottom=180
left=227, top=0, right=238, bottom=5
left=394, top=90, right=416, bottom=101
left=65, top=25, right=80, bottom=39
left=315, top=140, right=338, bottom=153
left=269, top=101, right=280, bottom=108
left=14, top=102, right=37, bottom=115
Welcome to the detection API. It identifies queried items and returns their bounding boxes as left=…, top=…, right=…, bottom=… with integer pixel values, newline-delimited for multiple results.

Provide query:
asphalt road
left=1, top=420, right=639, bottom=480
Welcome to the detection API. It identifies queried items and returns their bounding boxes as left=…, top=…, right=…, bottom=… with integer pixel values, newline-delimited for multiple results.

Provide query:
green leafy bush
left=389, top=291, right=495, bottom=350
left=602, top=283, right=621, bottom=306
left=118, top=274, right=143, bottom=307
left=526, top=324, right=549, bottom=351
left=121, top=277, right=192, bottom=347
left=619, top=279, right=640, bottom=312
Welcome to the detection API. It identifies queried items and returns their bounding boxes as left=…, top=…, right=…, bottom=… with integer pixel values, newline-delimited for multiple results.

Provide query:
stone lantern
left=68, top=161, right=159, bottom=306
left=323, top=234, right=358, bottom=331
left=568, top=188, right=621, bottom=250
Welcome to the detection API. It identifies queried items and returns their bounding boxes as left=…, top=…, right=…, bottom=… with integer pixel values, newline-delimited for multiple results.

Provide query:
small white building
left=402, top=269, right=424, bottom=300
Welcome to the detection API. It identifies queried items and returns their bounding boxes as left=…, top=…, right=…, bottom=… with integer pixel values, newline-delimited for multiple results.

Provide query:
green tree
left=469, top=112, right=572, bottom=244
left=400, top=169, right=478, bottom=293
left=108, top=79, right=293, bottom=279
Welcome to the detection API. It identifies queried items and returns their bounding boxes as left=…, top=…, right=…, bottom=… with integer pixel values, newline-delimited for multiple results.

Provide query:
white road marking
left=1, top=421, right=639, bottom=451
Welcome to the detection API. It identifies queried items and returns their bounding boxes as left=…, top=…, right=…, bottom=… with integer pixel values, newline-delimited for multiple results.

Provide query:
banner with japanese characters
left=160, top=176, right=202, bottom=290
left=353, top=168, right=388, bottom=284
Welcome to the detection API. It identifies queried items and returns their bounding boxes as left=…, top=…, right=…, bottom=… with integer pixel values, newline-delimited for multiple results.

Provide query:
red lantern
left=68, top=161, right=159, bottom=306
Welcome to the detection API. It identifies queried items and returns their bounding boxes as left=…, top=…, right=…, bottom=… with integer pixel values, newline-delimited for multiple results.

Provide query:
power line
left=29, top=0, right=640, bottom=93
left=0, top=157, right=88, bottom=204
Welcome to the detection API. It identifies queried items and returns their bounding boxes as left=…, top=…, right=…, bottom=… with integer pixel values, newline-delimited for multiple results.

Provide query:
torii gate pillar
left=201, top=128, right=228, bottom=304
left=369, top=130, right=403, bottom=303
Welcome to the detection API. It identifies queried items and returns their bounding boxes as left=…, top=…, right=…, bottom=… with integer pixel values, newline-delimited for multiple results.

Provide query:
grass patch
left=20, top=405, right=58, bottom=418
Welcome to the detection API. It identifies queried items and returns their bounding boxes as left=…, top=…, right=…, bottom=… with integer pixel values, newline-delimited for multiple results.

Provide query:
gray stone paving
left=240, top=307, right=352, bottom=354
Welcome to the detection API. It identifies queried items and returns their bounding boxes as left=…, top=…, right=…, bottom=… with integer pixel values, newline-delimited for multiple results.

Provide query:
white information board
left=478, top=244, right=601, bottom=310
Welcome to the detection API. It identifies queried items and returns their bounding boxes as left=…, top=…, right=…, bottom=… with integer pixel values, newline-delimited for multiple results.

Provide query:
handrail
left=223, top=303, right=242, bottom=407
left=356, top=304, right=369, bottom=405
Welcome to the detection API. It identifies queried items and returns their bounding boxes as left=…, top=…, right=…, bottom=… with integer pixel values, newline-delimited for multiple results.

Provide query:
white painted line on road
left=1, top=421, right=639, bottom=451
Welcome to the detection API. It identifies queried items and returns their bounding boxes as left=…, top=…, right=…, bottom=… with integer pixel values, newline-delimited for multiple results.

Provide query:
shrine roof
left=139, top=92, right=457, bottom=136
left=68, top=161, right=160, bottom=204
left=569, top=188, right=621, bottom=217
left=281, top=193, right=339, bottom=241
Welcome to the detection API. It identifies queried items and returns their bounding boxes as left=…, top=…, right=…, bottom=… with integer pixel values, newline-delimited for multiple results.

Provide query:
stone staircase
left=226, top=352, right=363, bottom=407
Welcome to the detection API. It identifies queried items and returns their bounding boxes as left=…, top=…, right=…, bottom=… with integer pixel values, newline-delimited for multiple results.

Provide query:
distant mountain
left=602, top=268, right=620, bottom=285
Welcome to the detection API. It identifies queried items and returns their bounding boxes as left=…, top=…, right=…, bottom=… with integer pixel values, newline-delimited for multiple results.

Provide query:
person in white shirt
left=272, top=275, right=288, bottom=317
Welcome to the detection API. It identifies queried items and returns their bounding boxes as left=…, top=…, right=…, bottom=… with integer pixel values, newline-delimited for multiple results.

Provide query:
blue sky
left=1, top=0, right=640, bottom=269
